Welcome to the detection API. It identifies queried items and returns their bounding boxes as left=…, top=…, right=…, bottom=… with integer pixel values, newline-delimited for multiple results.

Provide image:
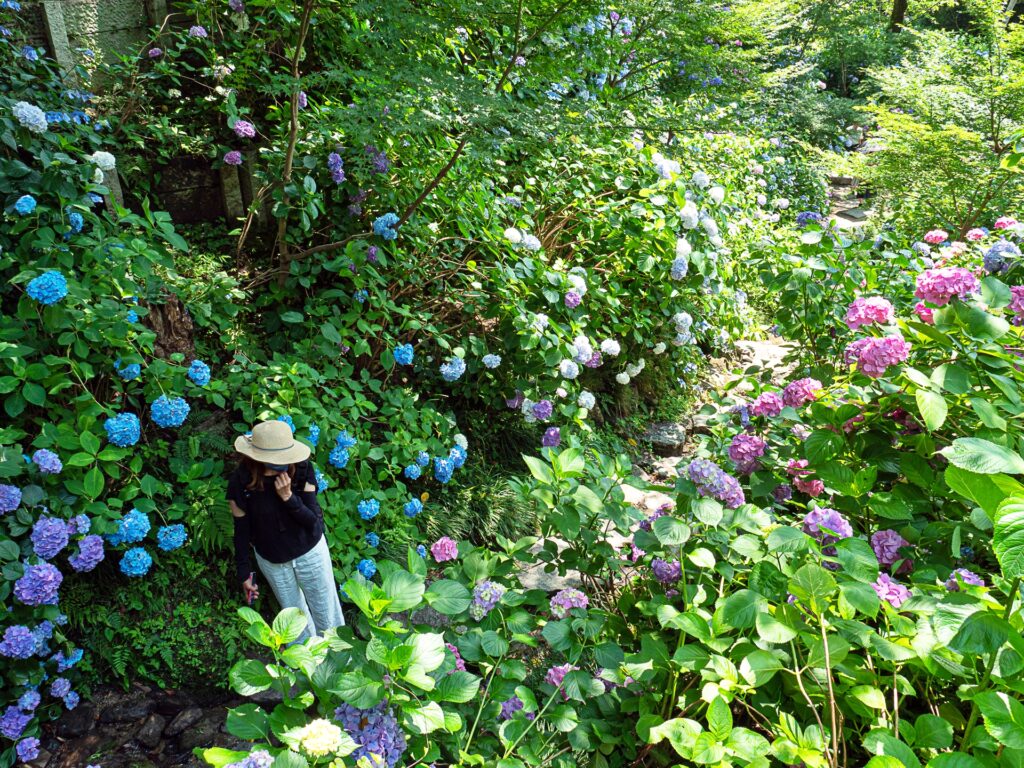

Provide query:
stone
left=164, top=706, right=203, bottom=737
left=686, top=413, right=713, bottom=436
left=100, top=697, right=153, bottom=724
left=55, top=701, right=97, bottom=738
left=640, top=491, right=673, bottom=512
left=619, top=483, right=645, bottom=506
left=153, top=691, right=196, bottom=717
left=176, top=712, right=225, bottom=753
left=135, top=713, right=167, bottom=750
left=642, top=422, right=687, bottom=455
left=517, top=563, right=581, bottom=592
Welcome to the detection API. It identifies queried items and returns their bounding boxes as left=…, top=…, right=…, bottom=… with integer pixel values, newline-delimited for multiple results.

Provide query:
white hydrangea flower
left=12, top=101, right=47, bottom=133
left=600, top=339, right=620, bottom=357
left=775, top=197, right=790, bottom=210
left=675, top=237, right=692, bottom=259
left=708, top=186, right=725, bottom=205
left=673, top=311, right=693, bottom=332
left=691, top=170, right=710, bottom=189
left=521, top=398, right=537, bottom=423
left=615, top=372, right=630, bottom=385
left=700, top=214, right=719, bottom=237
left=504, top=227, right=523, bottom=244
left=653, top=342, right=667, bottom=354
left=454, top=433, right=468, bottom=450
left=482, top=354, right=502, bottom=369
left=521, top=234, right=542, bottom=251
left=752, top=163, right=764, bottom=175
left=573, top=335, right=594, bottom=364
left=568, top=273, right=587, bottom=296
left=674, top=331, right=693, bottom=346
left=652, top=152, right=680, bottom=179
left=756, top=194, right=767, bottom=206
left=295, top=719, right=345, bottom=758
left=532, top=313, right=549, bottom=333
left=626, top=358, right=645, bottom=377
left=710, top=235, right=724, bottom=248
left=92, top=168, right=104, bottom=184
left=578, top=391, right=596, bottom=409
left=556, top=387, right=568, bottom=398
left=679, top=200, right=699, bottom=229
left=559, top=359, right=580, bottom=380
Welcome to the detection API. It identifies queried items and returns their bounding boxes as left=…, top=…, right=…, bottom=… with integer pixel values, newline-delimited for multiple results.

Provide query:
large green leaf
left=435, top=670, right=481, bottom=703
left=225, top=704, right=269, bottom=740
left=229, top=659, right=274, bottom=695
left=914, top=714, right=953, bottom=749
left=977, top=692, right=1024, bottom=749
left=719, top=589, right=767, bottom=629
left=653, top=515, right=691, bottom=546
left=835, top=538, right=880, bottom=583
left=383, top=569, right=425, bottom=612
left=994, top=497, right=1024, bottom=579
left=788, top=564, right=837, bottom=615
left=272, top=608, right=308, bottom=645
left=403, top=700, right=446, bottom=734
left=949, top=612, right=1011, bottom=655
left=424, top=580, right=471, bottom=615
left=940, top=439, right=1024, bottom=475
left=916, top=389, right=948, bottom=431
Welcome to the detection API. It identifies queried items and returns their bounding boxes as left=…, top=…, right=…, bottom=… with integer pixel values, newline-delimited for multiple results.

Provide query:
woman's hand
left=242, top=576, right=259, bottom=604
left=273, top=472, right=292, bottom=502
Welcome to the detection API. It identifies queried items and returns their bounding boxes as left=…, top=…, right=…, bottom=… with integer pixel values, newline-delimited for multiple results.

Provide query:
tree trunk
left=889, top=0, right=908, bottom=31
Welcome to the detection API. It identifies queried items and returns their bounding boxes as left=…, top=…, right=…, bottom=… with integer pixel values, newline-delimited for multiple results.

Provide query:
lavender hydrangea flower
left=0, top=626, right=36, bottom=659
left=946, top=568, right=985, bottom=591
left=188, top=25, right=208, bottom=38
left=727, top=434, right=766, bottom=474
left=872, top=573, right=911, bottom=608
left=651, top=558, right=681, bottom=583
left=31, top=516, right=69, bottom=559
left=223, top=150, right=243, bottom=166
left=69, top=535, right=104, bottom=572
left=870, top=529, right=908, bottom=568
left=802, top=507, right=852, bottom=544
left=564, top=291, right=582, bottom=308
left=550, top=588, right=588, bottom=619
left=15, top=562, right=62, bottom=605
left=532, top=400, right=553, bottom=421
left=0, top=706, right=30, bottom=739
left=328, top=152, right=346, bottom=184
left=50, top=677, right=71, bottom=698
left=333, top=702, right=406, bottom=768
left=0, top=484, right=20, bottom=513
left=542, top=427, right=561, bottom=447
left=469, top=580, right=506, bottom=620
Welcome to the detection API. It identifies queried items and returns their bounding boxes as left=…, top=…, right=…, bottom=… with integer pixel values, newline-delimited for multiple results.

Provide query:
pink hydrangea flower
left=728, top=433, right=766, bottom=473
left=751, top=391, right=784, bottom=417
left=233, top=119, right=256, bottom=139
left=871, top=529, right=908, bottom=568
left=923, top=229, right=948, bottom=244
left=844, top=336, right=911, bottom=378
left=914, top=268, right=978, bottom=306
left=223, top=150, right=243, bottom=166
left=788, top=459, right=825, bottom=497
left=430, top=536, right=458, bottom=562
left=782, top=377, right=822, bottom=408
left=913, top=302, right=934, bottom=324
left=545, top=663, right=577, bottom=700
left=872, top=573, right=911, bottom=608
left=946, top=240, right=968, bottom=257
left=965, top=228, right=987, bottom=241
left=1010, top=286, right=1024, bottom=326
left=844, top=296, right=894, bottom=330
left=995, top=216, right=1018, bottom=230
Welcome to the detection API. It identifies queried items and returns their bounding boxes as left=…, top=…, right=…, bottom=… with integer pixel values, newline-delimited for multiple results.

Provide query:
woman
left=227, top=419, right=344, bottom=640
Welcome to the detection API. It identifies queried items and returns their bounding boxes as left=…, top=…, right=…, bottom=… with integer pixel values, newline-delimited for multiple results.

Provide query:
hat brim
left=234, top=435, right=311, bottom=465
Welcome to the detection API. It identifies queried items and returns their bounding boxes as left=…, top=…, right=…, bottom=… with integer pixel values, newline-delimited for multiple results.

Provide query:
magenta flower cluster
left=750, top=391, right=783, bottom=417
left=872, top=573, right=911, bottom=608
left=870, top=529, right=908, bottom=568
left=1010, top=286, right=1024, bottom=326
left=782, top=377, right=821, bottom=408
left=844, top=296, right=893, bottom=330
left=549, top=588, right=589, bottom=619
left=914, top=267, right=978, bottom=307
left=728, top=433, right=766, bottom=474
left=844, top=335, right=911, bottom=378
left=430, top=536, right=458, bottom=562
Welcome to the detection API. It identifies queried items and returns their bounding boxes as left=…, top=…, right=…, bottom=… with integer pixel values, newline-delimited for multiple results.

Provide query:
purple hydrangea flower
left=532, top=400, right=553, bottom=421
left=0, top=706, right=30, bottom=739
left=0, top=484, right=21, bottom=513
left=550, top=588, right=588, bottom=619
left=564, top=291, right=582, bottom=308
left=870, top=529, right=908, bottom=568
left=69, top=534, right=105, bottom=572
left=50, top=677, right=71, bottom=698
left=188, top=25, right=208, bottom=38
left=446, top=642, right=466, bottom=671
left=32, top=448, right=62, bottom=474
left=232, top=119, right=255, bottom=138
left=333, top=702, right=406, bottom=768
left=651, top=558, right=681, bottom=584
left=727, top=433, right=766, bottom=474
left=469, top=580, right=505, bottom=620
left=15, top=562, right=63, bottom=605
left=31, top=516, right=69, bottom=559
left=872, top=573, right=911, bottom=608
left=946, top=568, right=985, bottom=591
left=224, top=150, right=243, bottom=166
left=16, top=736, right=39, bottom=762
left=542, top=427, right=561, bottom=447
left=0, top=626, right=36, bottom=659
left=802, top=508, right=853, bottom=545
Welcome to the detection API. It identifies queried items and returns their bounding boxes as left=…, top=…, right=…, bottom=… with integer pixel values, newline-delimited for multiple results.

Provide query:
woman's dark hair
left=241, top=455, right=296, bottom=491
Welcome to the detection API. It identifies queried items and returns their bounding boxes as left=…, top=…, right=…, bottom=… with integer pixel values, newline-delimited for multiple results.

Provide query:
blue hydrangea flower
left=55, top=648, right=83, bottom=671
left=482, top=354, right=501, bottom=368
left=69, top=535, right=104, bottom=572
left=187, top=360, right=211, bottom=386
left=31, top=448, right=62, bottom=474
left=31, top=516, right=68, bottom=559
left=393, top=343, right=414, bottom=365
left=440, top=356, right=466, bottom=382
left=334, top=701, right=406, bottom=767
left=16, top=737, right=39, bottom=763
left=416, top=544, right=427, bottom=558
left=365, top=532, right=380, bottom=547
left=277, top=414, right=295, bottom=432
left=14, top=194, right=36, bottom=215
left=336, top=430, right=357, bottom=449
left=314, top=467, right=328, bottom=493
left=12, top=100, right=47, bottom=133
left=107, top=508, right=150, bottom=546
left=403, top=499, right=423, bottom=517
left=50, top=678, right=70, bottom=698
left=434, top=458, right=453, bottom=484
left=120, top=547, right=152, bottom=577
left=26, top=271, right=68, bottom=305
left=0, top=626, right=35, bottom=659
left=329, top=446, right=349, bottom=468
left=1, top=1, right=23, bottom=11
left=68, top=515, right=90, bottom=535
left=20, top=45, right=37, bottom=61
left=403, top=464, right=421, bottom=480
left=151, top=395, right=189, bottom=428
left=984, top=238, right=1021, bottom=274
left=357, top=558, right=377, bottom=579
left=156, top=524, right=187, bottom=551
left=373, top=212, right=399, bottom=240
left=17, top=690, right=40, bottom=711
left=104, top=412, right=140, bottom=446
left=67, top=211, right=84, bottom=234
left=416, top=451, right=430, bottom=467
left=353, top=289, right=369, bottom=304
left=0, top=484, right=21, bottom=513
left=449, top=445, right=467, bottom=469
left=127, top=309, right=139, bottom=323
left=308, top=423, right=320, bottom=447
left=115, top=359, right=141, bottom=381
left=358, top=499, right=380, bottom=520
left=63, top=691, right=79, bottom=710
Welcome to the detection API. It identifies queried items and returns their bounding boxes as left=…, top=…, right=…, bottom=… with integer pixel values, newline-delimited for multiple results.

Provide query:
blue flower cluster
left=157, top=524, right=187, bottom=551
left=32, top=448, right=62, bottom=474
left=107, top=508, right=150, bottom=546
left=26, top=271, right=68, bottom=305
left=333, top=702, right=407, bottom=768
left=440, top=356, right=466, bottom=382
left=449, top=445, right=467, bottom=469
left=357, top=558, right=377, bottom=579
left=393, top=343, right=414, bottom=365
left=434, top=457, right=453, bottom=484
left=403, top=498, right=422, bottom=517
left=31, top=516, right=68, bottom=559
left=104, top=412, right=140, bottom=446
left=0, top=626, right=35, bottom=659
left=0, top=483, right=21, bottom=513
left=14, top=562, right=62, bottom=606
left=314, top=467, right=329, bottom=493
left=115, top=359, right=141, bottom=381
left=482, top=354, right=501, bottom=368
left=308, top=423, right=320, bottom=447
left=14, top=194, right=35, bottom=215
left=358, top=499, right=380, bottom=520
left=120, top=547, right=153, bottom=577
left=188, top=360, right=211, bottom=386
left=151, top=395, right=189, bottom=427
left=372, top=212, right=399, bottom=240
left=416, top=544, right=427, bottom=557
left=365, top=532, right=380, bottom=547
left=984, top=238, right=1021, bottom=274
left=329, top=445, right=350, bottom=469
left=403, top=464, right=421, bottom=480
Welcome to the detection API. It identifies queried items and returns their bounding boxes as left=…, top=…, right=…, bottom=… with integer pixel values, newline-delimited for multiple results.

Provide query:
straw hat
left=234, top=420, right=311, bottom=464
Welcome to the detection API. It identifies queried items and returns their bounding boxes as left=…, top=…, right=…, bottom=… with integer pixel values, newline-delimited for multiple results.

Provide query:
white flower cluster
left=505, top=227, right=542, bottom=251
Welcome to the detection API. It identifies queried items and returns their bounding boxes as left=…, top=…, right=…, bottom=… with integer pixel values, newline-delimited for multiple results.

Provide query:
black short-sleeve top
left=227, top=460, right=324, bottom=566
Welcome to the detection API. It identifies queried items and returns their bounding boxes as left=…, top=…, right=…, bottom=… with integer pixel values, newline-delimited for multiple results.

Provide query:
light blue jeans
left=255, top=535, right=345, bottom=641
